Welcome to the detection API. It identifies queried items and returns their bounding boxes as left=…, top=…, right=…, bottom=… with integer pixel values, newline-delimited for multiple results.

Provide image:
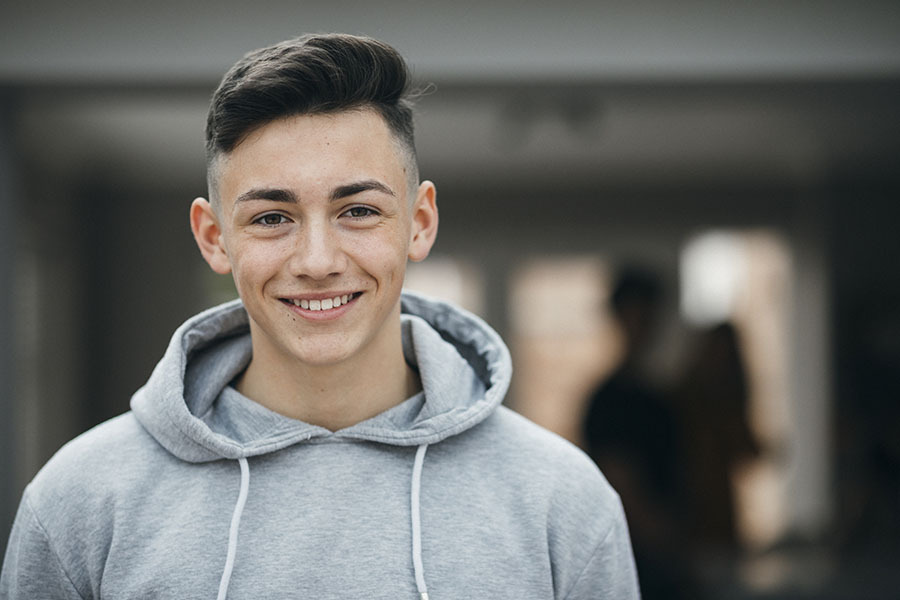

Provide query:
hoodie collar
left=131, top=291, right=511, bottom=463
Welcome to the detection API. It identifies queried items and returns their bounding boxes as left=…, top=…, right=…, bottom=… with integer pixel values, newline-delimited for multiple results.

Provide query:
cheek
left=351, top=234, right=408, bottom=277
left=229, top=244, right=285, bottom=288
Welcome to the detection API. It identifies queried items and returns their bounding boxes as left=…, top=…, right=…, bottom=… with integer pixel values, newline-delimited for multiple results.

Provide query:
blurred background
left=1, top=1, right=899, bottom=597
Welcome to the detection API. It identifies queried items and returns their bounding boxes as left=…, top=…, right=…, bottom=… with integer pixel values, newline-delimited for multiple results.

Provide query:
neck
left=235, top=324, right=420, bottom=432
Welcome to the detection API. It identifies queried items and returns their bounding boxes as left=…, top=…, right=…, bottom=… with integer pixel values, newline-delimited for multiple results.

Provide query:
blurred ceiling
left=6, top=1, right=900, bottom=198
left=3, top=0, right=900, bottom=82
left=15, top=81, right=900, bottom=198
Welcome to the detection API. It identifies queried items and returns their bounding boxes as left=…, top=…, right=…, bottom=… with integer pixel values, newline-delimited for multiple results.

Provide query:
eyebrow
left=235, top=188, right=297, bottom=204
left=234, top=180, right=395, bottom=205
left=330, top=179, right=395, bottom=201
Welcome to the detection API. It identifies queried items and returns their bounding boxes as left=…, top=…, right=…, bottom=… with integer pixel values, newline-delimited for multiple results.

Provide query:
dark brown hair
left=206, top=33, right=419, bottom=196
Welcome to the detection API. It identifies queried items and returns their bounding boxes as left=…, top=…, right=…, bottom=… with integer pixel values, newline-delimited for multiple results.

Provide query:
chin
left=286, top=336, right=361, bottom=368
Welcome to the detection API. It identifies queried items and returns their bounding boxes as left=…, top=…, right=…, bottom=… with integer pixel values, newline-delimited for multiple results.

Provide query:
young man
left=1, top=34, right=639, bottom=599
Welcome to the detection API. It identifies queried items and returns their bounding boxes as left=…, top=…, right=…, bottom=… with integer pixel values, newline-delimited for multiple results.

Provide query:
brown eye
left=346, top=206, right=375, bottom=218
left=256, top=213, right=287, bottom=226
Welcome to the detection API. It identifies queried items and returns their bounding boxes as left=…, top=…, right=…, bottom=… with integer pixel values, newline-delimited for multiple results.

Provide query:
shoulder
left=484, top=407, right=610, bottom=483
left=12, top=413, right=168, bottom=597
left=26, top=412, right=168, bottom=519
left=489, top=409, right=639, bottom=598
left=454, top=406, right=625, bottom=526
left=443, top=407, right=636, bottom=597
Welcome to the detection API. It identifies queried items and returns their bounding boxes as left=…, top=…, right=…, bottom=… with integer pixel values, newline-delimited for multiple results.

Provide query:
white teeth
left=289, top=294, right=355, bottom=311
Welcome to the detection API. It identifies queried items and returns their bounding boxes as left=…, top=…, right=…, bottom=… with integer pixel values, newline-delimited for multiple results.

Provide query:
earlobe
left=190, top=198, right=232, bottom=274
left=408, top=181, right=439, bottom=263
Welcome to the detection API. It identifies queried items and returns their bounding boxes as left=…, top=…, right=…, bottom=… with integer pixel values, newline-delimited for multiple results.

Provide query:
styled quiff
left=205, top=33, right=419, bottom=200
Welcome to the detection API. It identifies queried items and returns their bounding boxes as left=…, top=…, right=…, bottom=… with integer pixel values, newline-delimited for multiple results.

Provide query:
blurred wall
left=0, top=95, right=18, bottom=558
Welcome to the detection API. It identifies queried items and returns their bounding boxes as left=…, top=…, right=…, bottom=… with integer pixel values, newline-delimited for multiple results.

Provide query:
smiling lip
left=280, top=292, right=362, bottom=319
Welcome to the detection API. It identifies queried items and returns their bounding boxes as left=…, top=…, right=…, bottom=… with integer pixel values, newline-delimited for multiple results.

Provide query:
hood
left=131, top=290, right=512, bottom=463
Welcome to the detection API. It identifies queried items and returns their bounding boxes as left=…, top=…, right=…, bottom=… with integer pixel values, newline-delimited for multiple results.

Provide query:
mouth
left=279, top=292, right=362, bottom=312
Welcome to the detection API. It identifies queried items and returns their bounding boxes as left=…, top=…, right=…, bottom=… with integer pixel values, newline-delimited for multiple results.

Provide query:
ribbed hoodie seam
left=336, top=404, right=495, bottom=444
left=559, top=520, right=616, bottom=600
left=23, top=491, right=87, bottom=600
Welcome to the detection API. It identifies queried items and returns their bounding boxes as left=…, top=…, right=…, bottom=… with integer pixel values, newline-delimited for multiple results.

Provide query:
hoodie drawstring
left=411, top=444, right=430, bottom=600
left=216, top=449, right=428, bottom=600
left=217, top=457, right=250, bottom=600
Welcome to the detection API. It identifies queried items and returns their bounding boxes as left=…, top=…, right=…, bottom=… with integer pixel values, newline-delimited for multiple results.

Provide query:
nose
left=287, top=219, right=346, bottom=280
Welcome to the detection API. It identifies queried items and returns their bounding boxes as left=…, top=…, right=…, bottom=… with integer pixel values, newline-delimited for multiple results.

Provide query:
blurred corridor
left=2, top=2, right=899, bottom=597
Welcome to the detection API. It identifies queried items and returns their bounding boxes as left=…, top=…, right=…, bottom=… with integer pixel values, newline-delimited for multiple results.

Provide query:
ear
left=408, top=181, right=439, bottom=262
left=190, top=197, right=232, bottom=274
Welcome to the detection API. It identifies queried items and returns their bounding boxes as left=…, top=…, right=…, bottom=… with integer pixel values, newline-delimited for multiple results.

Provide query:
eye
left=343, top=206, right=378, bottom=219
left=254, top=213, right=289, bottom=226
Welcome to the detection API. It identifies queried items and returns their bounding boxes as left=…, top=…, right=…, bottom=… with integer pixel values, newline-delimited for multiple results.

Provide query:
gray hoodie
left=1, top=292, right=639, bottom=599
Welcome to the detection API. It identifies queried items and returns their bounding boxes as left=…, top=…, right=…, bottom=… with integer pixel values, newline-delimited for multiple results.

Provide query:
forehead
left=214, top=110, right=409, bottom=200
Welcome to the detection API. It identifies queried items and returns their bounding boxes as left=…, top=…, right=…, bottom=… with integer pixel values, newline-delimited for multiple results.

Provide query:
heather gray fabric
left=1, top=291, right=640, bottom=599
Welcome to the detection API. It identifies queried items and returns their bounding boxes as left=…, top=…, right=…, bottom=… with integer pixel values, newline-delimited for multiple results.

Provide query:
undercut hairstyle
left=205, top=33, right=420, bottom=203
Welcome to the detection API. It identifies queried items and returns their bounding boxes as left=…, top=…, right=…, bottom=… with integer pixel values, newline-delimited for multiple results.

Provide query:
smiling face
left=191, top=110, right=438, bottom=371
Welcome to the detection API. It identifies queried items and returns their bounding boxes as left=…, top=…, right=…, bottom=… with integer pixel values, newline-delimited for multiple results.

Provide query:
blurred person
left=583, top=267, right=693, bottom=599
left=674, top=322, right=760, bottom=551
left=0, top=34, right=639, bottom=598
